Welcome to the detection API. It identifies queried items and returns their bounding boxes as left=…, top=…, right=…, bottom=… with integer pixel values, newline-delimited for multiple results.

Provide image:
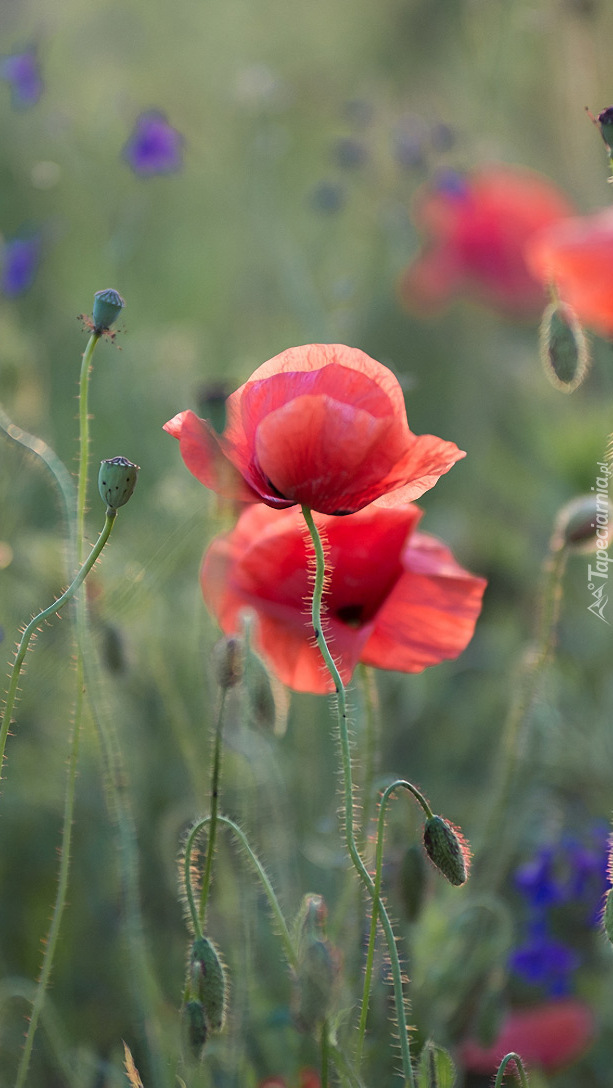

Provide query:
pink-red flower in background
left=164, top=344, right=464, bottom=516
left=459, top=999, right=594, bottom=1075
left=526, top=207, right=613, bottom=337
left=201, top=502, right=486, bottom=694
left=399, top=166, right=574, bottom=318
left=259, top=1071, right=320, bottom=1088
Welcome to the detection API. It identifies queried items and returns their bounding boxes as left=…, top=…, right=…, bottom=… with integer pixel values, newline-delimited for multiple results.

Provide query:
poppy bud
left=92, top=287, right=125, bottom=332
left=553, top=493, right=611, bottom=553
left=212, top=635, right=244, bottom=689
left=182, top=998, right=208, bottom=1060
left=397, top=843, right=428, bottom=923
left=423, top=815, right=470, bottom=886
left=539, top=300, right=589, bottom=393
left=98, top=457, right=139, bottom=512
left=597, top=107, right=613, bottom=151
left=292, top=894, right=340, bottom=1032
left=295, top=893, right=328, bottom=945
left=190, top=936, right=227, bottom=1033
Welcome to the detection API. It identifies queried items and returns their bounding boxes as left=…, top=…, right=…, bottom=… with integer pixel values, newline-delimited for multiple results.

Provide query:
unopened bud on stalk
left=190, top=936, right=227, bottom=1033
left=553, top=493, right=611, bottom=553
left=213, top=635, right=244, bottom=689
left=98, top=457, right=139, bottom=512
left=182, top=999, right=208, bottom=1060
left=423, top=815, right=470, bottom=886
left=92, top=287, right=125, bottom=332
left=597, top=107, right=613, bottom=151
left=539, top=300, right=589, bottom=393
left=292, top=893, right=340, bottom=1032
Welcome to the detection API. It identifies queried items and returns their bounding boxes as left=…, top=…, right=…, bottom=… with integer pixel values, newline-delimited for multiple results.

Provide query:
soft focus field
left=2, top=1, right=613, bottom=1086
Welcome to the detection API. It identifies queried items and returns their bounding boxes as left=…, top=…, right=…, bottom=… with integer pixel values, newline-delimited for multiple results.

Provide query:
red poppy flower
left=258, top=1072, right=320, bottom=1088
left=201, top=502, right=486, bottom=694
left=459, top=999, right=594, bottom=1074
left=399, top=166, right=574, bottom=318
left=164, top=344, right=464, bottom=516
left=526, top=207, right=613, bottom=336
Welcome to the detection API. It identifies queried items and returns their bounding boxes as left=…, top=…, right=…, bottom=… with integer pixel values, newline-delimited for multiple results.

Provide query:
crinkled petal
left=163, top=410, right=260, bottom=502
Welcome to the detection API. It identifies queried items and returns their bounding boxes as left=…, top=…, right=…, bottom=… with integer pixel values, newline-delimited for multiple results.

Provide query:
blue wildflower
left=509, top=924, right=580, bottom=997
left=1, top=234, right=41, bottom=297
left=0, top=49, right=43, bottom=108
left=122, top=111, right=184, bottom=177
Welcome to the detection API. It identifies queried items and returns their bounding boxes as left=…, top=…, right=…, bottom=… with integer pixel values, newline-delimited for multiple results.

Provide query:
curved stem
left=199, top=690, right=228, bottom=927
left=0, top=512, right=116, bottom=778
left=356, top=665, right=380, bottom=854
left=357, top=781, right=432, bottom=1065
left=494, top=1053, right=529, bottom=1088
left=184, top=814, right=297, bottom=969
left=77, top=332, right=101, bottom=562
left=300, top=505, right=415, bottom=1088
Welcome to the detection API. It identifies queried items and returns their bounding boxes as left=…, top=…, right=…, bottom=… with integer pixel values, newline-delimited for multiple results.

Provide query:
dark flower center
left=335, top=603, right=365, bottom=628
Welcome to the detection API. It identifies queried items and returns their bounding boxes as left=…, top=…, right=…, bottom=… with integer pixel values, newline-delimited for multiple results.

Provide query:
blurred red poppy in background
left=399, top=166, right=574, bottom=318
left=459, top=999, right=594, bottom=1075
left=201, top=502, right=486, bottom=694
left=164, top=344, right=463, bottom=516
left=526, top=206, right=613, bottom=337
left=259, top=1071, right=320, bottom=1088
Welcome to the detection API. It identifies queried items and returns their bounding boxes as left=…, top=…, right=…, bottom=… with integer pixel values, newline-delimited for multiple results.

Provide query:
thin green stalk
left=494, top=1053, right=529, bottom=1088
left=199, top=690, right=228, bottom=927
left=14, top=676, right=84, bottom=1088
left=301, top=505, right=415, bottom=1088
left=356, top=665, right=380, bottom=855
left=77, top=332, right=101, bottom=561
left=184, top=814, right=297, bottom=969
left=473, top=537, right=568, bottom=890
left=0, top=511, right=116, bottom=776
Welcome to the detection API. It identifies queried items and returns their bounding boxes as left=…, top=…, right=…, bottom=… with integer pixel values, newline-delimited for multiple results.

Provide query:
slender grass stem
left=199, top=690, right=228, bottom=927
left=300, top=505, right=415, bottom=1088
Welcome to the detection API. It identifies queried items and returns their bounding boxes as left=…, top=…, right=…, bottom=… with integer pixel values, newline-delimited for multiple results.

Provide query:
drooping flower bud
left=423, top=815, right=470, bottom=886
left=190, top=936, right=227, bottom=1033
left=397, top=843, right=428, bottom=923
left=212, top=635, right=244, bottom=689
left=92, top=288, right=125, bottom=332
left=182, top=998, right=208, bottom=1060
left=98, top=457, right=139, bottom=512
left=553, top=492, right=611, bottom=553
left=539, top=300, right=589, bottom=393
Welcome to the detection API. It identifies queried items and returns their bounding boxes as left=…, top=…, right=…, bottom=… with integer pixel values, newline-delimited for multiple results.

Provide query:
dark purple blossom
left=0, top=49, right=43, bottom=108
left=1, top=235, right=41, bottom=297
left=123, top=111, right=184, bottom=177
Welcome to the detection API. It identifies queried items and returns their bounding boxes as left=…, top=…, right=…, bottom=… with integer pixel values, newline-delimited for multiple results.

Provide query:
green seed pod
left=98, top=457, right=139, bottom=511
left=190, top=936, right=227, bottom=1033
left=398, top=843, right=428, bottom=923
left=92, top=287, right=125, bottom=332
left=423, top=815, right=470, bottom=887
left=182, top=999, right=208, bottom=1061
left=539, top=300, right=589, bottom=393
left=212, top=635, right=244, bottom=689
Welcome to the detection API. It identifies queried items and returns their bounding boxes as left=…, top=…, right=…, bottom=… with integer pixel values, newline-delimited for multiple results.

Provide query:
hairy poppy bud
left=182, top=999, right=208, bottom=1060
left=553, top=492, right=611, bottom=553
left=92, top=287, right=125, bottom=332
left=398, top=843, right=428, bottom=923
left=98, top=457, right=139, bottom=512
left=423, top=815, right=470, bottom=886
left=539, top=300, right=589, bottom=393
left=292, top=894, right=340, bottom=1032
left=190, top=936, right=227, bottom=1033
left=212, top=635, right=244, bottom=689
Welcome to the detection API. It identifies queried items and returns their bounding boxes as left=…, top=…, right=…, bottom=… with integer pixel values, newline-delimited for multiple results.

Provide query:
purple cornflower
left=0, top=49, right=43, bottom=108
left=1, top=235, right=41, bottom=297
left=509, top=924, right=580, bottom=997
left=122, top=111, right=184, bottom=177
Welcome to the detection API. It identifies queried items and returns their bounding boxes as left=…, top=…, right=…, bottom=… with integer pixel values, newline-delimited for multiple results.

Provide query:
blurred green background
left=2, top=0, right=613, bottom=1085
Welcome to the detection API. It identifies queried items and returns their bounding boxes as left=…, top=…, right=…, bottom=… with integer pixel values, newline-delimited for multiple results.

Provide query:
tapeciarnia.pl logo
left=587, top=460, right=611, bottom=624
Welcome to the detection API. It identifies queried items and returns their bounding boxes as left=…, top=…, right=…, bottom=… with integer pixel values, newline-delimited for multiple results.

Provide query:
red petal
left=163, top=410, right=258, bottom=502
left=459, top=1000, right=594, bottom=1074
left=361, top=532, right=486, bottom=671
